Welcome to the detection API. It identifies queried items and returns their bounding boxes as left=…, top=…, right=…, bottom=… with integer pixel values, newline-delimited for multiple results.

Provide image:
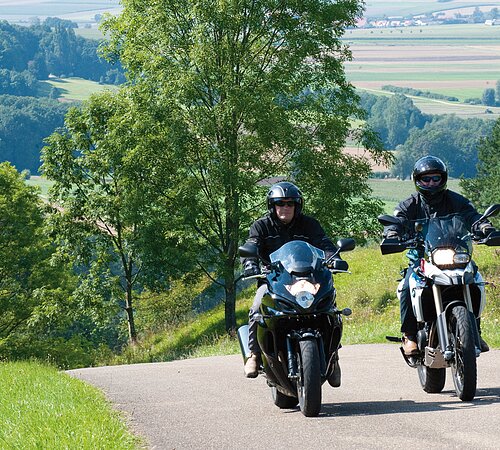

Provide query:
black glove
left=243, top=261, right=260, bottom=277
left=479, top=224, right=496, bottom=237
left=385, top=230, right=400, bottom=240
left=329, top=258, right=348, bottom=271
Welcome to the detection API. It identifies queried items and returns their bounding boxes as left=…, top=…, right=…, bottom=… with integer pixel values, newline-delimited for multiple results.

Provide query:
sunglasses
left=274, top=200, right=297, bottom=207
left=420, top=175, right=442, bottom=183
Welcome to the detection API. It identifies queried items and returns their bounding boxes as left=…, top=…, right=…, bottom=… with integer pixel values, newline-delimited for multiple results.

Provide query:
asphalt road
left=67, top=344, right=500, bottom=450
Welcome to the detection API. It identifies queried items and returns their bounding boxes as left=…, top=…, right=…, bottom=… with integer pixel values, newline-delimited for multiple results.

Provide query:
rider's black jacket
left=384, top=190, right=485, bottom=238
left=243, top=212, right=337, bottom=267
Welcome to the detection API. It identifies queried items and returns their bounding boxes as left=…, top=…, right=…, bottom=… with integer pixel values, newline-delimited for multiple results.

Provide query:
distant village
left=356, top=6, right=500, bottom=28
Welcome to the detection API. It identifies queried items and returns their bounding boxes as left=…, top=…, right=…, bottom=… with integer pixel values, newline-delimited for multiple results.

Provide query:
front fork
left=286, top=331, right=328, bottom=380
left=433, top=284, right=481, bottom=360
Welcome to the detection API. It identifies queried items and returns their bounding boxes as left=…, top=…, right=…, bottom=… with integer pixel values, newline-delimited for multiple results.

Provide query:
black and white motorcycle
left=378, top=204, right=500, bottom=401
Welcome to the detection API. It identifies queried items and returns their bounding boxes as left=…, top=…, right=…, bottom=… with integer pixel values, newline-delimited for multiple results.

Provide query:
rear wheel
left=417, top=365, right=446, bottom=393
left=297, top=338, right=322, bottom=417
left=271, top=387, right=298, bottom=409
left=449, top=306, right=477, bottom=401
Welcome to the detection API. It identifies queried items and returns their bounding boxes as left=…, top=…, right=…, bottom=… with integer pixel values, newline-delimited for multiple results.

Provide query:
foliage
left=0, top=20, right=124, bottom=83
left=41, top=90, right=196, bottom=344
left=360, top=92, right=431, bottom=150
left=392, top=115, right=495, bottom=179
left=0, top=361, right=141, bottom=449
left=99, top=0, right=391, bottom=331
left=0, top=95, right=70, bottom=173
left=482, top=88, right=496, bottom=107
left=461, top=118, right=500, bottom=212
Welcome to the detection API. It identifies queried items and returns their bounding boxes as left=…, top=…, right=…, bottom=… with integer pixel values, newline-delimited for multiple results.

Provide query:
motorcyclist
left=242, top=181, right=347, bottom=380
left=383, top=155, right=495, bottom=355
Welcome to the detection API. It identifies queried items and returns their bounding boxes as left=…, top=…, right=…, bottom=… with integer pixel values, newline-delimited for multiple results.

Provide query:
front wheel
left=297, top=338, right=322, bottom=417
left=449, top=305, right=477, bottom=401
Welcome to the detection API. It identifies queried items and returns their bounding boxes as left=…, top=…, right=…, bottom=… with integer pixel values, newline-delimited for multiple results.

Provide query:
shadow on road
left=315, top=386, right=500, bottom=417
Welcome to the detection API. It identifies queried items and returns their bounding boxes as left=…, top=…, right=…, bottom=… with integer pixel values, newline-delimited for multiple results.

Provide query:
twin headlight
left=431, top=249, right=470, bottom=268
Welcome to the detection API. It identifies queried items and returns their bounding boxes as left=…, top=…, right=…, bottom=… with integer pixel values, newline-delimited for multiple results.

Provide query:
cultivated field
left=344, top=23, right=500, bottom=119
left=0, top=0, right=120, bottom=26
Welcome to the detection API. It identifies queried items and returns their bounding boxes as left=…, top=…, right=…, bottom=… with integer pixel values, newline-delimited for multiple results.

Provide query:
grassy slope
left=115, top=241, right=499, bottom=366
left=0, top=361, right=141, bottom=449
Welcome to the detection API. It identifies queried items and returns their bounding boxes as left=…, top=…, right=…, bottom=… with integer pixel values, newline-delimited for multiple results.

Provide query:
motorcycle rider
left=242, top=181, right=347, bottom=380
left=383, top=155, right=496, bottom=355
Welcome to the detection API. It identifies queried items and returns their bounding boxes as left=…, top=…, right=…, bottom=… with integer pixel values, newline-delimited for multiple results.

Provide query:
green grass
left=43, top=77, right=118, bottom=102
left=0, top=361, right=142, bottom=449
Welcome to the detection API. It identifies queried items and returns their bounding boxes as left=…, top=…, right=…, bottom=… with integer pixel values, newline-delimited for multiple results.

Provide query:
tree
left=367, top=94, right=430, bottom=149
left=461, top=118, right=500, bottom=211
left=392, top=115, right=494, bottom=179
left=42, top=91, right=194, bottom=345
left=94, top=0, right=390, bottom=332
left=482, top=88, right=496, bottom=107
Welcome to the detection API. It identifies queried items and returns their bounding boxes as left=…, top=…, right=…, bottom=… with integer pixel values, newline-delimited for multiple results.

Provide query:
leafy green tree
left=0, top=162, right=83, bottom=364
left=42, top=91, right=193, bottom=344
left=461, top=118, right=500, bottom=211
left=98, top=0, right=389, bottom=332
left=0, top=95, right=70, bottom=173
left=392, top=115, right=494, bottom=179
left=366, top=94, right=430, bottom=149
left=482, top=88, right=496, bottom=107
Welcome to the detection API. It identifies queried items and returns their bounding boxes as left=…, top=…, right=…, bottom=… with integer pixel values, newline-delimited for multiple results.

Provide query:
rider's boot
left=244, top=352, right=261, bottom=378
left=402, top=334, right=418, bottom=355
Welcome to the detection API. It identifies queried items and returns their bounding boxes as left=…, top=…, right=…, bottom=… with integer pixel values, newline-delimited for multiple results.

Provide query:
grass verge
left=0, top=361, right=142, bottom=449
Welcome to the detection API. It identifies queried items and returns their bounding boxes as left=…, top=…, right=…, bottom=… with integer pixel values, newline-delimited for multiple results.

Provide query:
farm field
left=362, top=0, right=500, bottom=18
left=0, top=0, right=120, bottom=26
left=344, top=23, right=500, bottom=119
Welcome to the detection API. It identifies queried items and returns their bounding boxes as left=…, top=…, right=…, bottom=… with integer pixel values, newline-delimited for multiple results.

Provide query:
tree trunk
left=125, top=280, right=138, bottom=345
left=225, top=273, right=237, bottom=333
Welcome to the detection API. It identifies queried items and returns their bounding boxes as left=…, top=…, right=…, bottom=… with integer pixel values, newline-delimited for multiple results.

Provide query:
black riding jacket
left=243, top=212, right=337, bottom=267
left=384, top=189, right=485, bottom=237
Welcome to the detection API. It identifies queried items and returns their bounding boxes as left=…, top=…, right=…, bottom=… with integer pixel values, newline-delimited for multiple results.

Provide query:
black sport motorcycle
left=237, top=238, right=355, bottom=417
left=378, top=204, right=500, bottom=401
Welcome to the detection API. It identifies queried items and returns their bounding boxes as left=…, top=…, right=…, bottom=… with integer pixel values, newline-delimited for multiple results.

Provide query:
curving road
left=68, top=344, right=500, bottom=450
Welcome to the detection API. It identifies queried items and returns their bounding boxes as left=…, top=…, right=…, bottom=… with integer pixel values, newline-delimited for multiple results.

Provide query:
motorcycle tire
left=417, top=365, right=445, bottom=393
left=449, top=305, right=477, bottom=401
left=297, top=338, right=322, bottom=417
left=271, top=386, right=298, bottom=409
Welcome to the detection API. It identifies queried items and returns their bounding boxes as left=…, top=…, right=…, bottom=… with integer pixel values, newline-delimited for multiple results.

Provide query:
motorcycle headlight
left=431, top=249, right=470, bottom=268
left=285, top=280, right=319, bottom=310
left=296, top=291, right=315, bottom=309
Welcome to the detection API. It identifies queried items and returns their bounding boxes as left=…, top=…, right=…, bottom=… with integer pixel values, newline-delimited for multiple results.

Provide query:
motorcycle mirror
left=378, top=214, right=401, bottom=226
left=482, top=204, right=500, bottom=219
left=336, top=238, right=356, bottom=253
left=238, top=242, right=259, bottom=258
left=471, top=204, right=500, bottom=230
